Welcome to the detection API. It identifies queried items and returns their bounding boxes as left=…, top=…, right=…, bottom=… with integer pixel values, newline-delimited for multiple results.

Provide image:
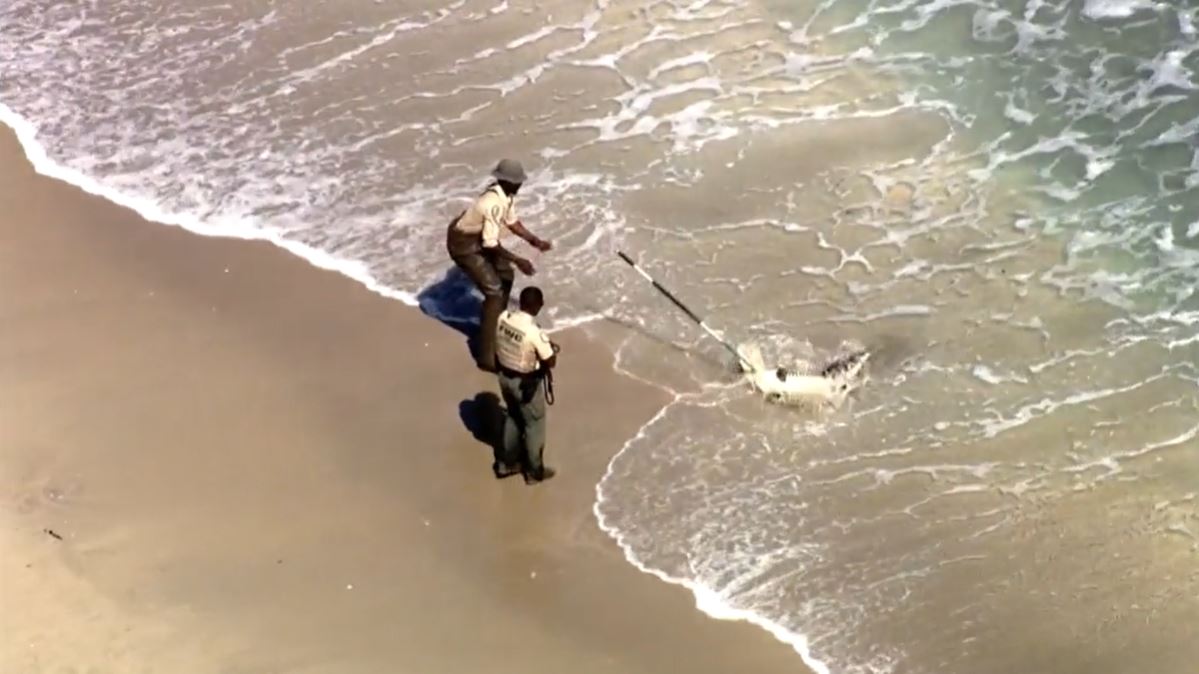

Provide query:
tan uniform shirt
left=450, top=184, right=518, bottom=249
left=496, top=309, right=554, bottom=374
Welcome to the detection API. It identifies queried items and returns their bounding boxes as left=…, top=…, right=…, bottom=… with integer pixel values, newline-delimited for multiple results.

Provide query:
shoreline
left=0, top=103, right=608, bottom=336
left=6, top=1, right=1198, bottom=670
left=0, top=121, right=813, bottom=672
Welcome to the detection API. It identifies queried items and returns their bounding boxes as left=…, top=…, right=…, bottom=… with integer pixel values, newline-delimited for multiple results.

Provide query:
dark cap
left=492, top=158, right=527, bottom=184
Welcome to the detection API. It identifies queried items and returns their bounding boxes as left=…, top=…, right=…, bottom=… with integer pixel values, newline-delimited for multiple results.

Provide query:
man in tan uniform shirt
left=445, top=159, right=552, bottom=372
left=494, top=286, right=558, bottom=484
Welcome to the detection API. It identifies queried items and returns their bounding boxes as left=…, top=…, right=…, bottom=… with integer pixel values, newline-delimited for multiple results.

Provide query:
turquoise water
left=798, top=0, right=1199, bottom=277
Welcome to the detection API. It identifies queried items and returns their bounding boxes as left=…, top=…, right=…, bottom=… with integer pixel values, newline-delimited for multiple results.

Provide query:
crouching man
left=445, top=159, right=552, bottom=372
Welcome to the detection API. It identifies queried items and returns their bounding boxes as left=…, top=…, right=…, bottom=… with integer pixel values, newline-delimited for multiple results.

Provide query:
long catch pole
left=616, top=250, right=755, bottom=372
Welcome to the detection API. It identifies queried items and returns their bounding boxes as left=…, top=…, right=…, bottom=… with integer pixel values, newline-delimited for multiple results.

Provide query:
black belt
left=499, top=365, right=555, bottom=406
left=498, top=365, right=540, bottom=379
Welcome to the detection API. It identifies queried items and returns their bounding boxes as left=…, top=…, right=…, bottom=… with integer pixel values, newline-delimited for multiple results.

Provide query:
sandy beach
left=6, top=0, right=1199, bottom=669
left=0, top=126, right=810, bottom=673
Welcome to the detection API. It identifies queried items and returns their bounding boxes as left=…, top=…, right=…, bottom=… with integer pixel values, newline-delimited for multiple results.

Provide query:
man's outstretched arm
left=509, top=220, right=553, bottom=252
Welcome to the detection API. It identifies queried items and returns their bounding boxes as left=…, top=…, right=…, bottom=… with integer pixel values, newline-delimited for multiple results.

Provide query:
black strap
left=499, top=364, right=534, bottom=379
left=544, top=368, right=555, bottom=406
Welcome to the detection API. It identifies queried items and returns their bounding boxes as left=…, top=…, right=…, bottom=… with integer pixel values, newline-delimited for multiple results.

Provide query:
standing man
left=494, top=286, right=559, bottom=485
left=446, top=159, right=552, bottom=372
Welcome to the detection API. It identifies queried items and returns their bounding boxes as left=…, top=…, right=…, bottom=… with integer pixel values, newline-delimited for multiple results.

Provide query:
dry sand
left=0, top=126, right=810, bottom=673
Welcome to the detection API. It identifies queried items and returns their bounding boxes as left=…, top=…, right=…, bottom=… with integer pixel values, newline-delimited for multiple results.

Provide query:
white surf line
left=1, top=101, right=626, bottom=342
left=1063, top=421, right=1199, bottom=477
left=0, top=102, right=419, bottom=308
left=10, top=87, right=829, bottom=673
left=981, top=371, right=1170, bottom=439
left=592, top=398, right=836, bottom=674
left=4, top=109, right=775, bottom=665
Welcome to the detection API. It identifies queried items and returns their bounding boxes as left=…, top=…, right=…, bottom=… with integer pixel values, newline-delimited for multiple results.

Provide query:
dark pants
left=447, top=223, right=513, bottom=369
left=497, top=370, right=547, bottom=473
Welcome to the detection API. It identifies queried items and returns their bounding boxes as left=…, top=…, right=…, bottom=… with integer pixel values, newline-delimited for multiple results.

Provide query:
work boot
left=492, top=461, right=522, bottom=479
left=524, top=466, right=556, bottom=485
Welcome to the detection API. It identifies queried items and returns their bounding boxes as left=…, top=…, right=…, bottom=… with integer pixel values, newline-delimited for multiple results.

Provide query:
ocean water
left=2, top=0, right=1197, bottom=672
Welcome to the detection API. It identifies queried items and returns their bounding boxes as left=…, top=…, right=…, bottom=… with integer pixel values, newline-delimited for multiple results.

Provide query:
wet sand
left=0, top=126, right=810, bottom=674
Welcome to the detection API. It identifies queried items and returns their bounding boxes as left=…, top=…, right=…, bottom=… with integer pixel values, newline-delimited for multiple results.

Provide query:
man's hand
left=543, top=341, right=560, bottom=369
left=492, top=244, right=536, bottom=275
left=511, top=222, right=552, bottom=253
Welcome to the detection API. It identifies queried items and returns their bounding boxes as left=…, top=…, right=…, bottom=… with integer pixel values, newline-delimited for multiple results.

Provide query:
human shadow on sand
left=458, top=392, right=505, bottom=465
left=416, top=265, right=482, bottom=357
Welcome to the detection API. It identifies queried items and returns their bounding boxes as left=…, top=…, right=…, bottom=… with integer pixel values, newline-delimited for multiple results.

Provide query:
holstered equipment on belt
left=499, top=365, right=552, bottom=405
left=543, top=368, right=555, bottom=406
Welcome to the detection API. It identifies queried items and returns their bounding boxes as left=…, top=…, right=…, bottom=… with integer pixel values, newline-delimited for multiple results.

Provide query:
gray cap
left=491, top=158, right=527, bottom=184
